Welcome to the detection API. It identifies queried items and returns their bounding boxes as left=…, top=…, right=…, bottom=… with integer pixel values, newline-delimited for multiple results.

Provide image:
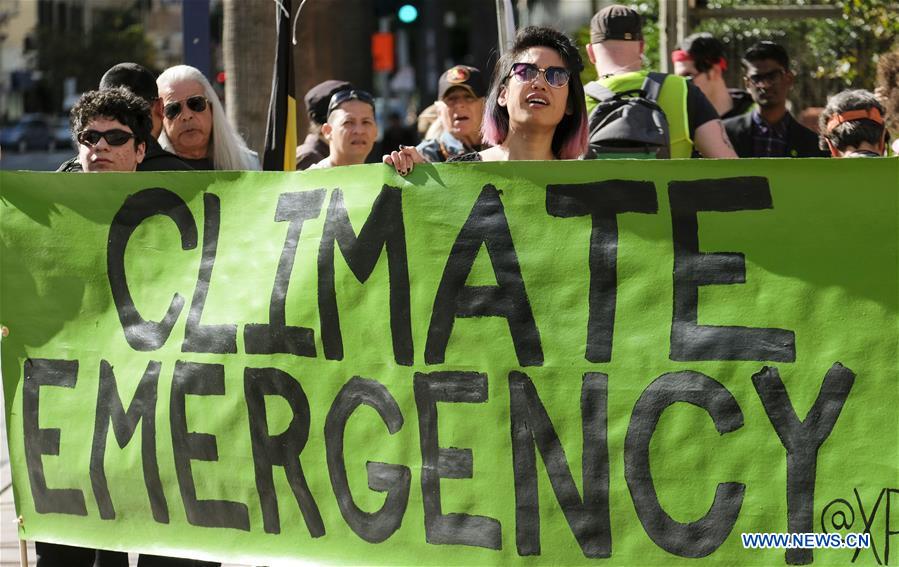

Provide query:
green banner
left=1, top=160, right=897, bottom=566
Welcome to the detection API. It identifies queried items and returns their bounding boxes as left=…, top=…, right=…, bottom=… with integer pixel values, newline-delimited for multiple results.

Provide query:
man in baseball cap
left=308, top=88, right=378, bottom=169
left=584, top=4, right=736, bottom=158
left=383, top=65, right=488, bottom=174
left=422, top=65, right=487, bottom=161
left=296, top=79, right=353, bottom=170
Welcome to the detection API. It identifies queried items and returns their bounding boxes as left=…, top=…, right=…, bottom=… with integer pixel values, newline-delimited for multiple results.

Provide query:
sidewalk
left=1, top=392, right=34, bottom=566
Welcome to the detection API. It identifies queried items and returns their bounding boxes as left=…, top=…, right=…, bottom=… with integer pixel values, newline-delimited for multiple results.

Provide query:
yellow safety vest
left=586, top=71, right=693, bottom=159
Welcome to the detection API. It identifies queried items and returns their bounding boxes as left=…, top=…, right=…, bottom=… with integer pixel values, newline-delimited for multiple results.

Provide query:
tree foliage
left=34, top=6, right=156, bottom=111
left=696, top=0, right=899, bottom=106
left=577, top=0, right=899, bottom=108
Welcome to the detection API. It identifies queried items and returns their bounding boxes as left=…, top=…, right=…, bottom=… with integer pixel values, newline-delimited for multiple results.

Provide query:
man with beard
left=724, top=41, right=828, bottom=158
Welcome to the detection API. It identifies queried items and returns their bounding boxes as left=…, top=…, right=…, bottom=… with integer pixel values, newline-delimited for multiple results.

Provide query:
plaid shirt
left=751, top=110, right=791, bottom=157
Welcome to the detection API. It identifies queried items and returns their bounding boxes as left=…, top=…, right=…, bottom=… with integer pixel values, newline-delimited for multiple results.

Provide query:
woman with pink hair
left=385, top=26, right=588, bottom=172
left=462, top=26, right=588, bottom=162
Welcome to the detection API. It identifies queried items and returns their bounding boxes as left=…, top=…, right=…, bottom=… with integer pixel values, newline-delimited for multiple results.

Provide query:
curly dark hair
left=70, top=87, right=152, bottom=148
left=482, top=26, right=588, bottom=159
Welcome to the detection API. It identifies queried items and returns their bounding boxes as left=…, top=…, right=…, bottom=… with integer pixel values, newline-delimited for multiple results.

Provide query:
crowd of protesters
left=58, top=3, right=896, bottom=181
left=384, top=6, right=894, bottom=171
left=23, top=3, right=897, bottom=566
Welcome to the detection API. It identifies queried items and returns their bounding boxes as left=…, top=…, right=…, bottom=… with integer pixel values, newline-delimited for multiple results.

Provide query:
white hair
left=156, top=65, right=260, bottom=170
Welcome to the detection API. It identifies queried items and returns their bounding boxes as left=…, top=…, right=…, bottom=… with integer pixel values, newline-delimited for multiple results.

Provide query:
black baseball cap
left=99, top=63, right=159, bottom=102
left=326, top=89, right=376, bottom=119
left=590, top=5, right=643, bottom=43
left=304, top=80, right=353, bottom=125
left=437, top=66, right=486, bottom=100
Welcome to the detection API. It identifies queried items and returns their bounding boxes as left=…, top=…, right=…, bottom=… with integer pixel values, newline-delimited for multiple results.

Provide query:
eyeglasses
left=77, top=129, right=135, bottom=147
left=327, top=89, right=375, bottom=118
left=746, top=69, right=785, bottom=86
left=508, top=62, right=571, bottom=89
left=163, top=95, right=209, bottom=120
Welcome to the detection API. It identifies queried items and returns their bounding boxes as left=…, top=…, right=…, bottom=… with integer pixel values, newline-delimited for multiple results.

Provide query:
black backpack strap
left=585, top=80, right=617, bottom=103
left=641, top=72, right=666, bottom=103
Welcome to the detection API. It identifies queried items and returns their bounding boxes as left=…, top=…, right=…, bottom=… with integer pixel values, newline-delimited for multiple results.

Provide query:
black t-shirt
left=182, top=157, right=214, bottom=170
left=723, top=89, right=755, bottom=120
left=685, top=82, right=720, bottom=138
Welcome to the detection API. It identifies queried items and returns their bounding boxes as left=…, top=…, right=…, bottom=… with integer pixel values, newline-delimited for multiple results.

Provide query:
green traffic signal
left=398, top=4, right=418, bottom=23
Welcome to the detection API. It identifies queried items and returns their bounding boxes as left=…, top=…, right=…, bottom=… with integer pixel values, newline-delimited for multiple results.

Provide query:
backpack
left=585, top=72, right=670, bottom=159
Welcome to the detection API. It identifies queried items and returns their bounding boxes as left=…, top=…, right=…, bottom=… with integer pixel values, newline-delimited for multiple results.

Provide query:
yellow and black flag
left=263, top=0, right=297, bottom=170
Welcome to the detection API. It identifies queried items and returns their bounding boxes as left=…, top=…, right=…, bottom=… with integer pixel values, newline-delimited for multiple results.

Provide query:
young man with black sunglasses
left=70, top=87, right=151, bottom=172
left=723, top=41, right=828, bottom=158
left=37, top=87, right=149, bottom=567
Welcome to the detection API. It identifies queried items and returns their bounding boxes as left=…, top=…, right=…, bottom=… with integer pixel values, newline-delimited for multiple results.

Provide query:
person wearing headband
left=309, top=89, right=378, bottom=169
left=724, top=41, right=828, bottom=158
left=818, top=90, right=887, bottom=158
left=584, top=4, right=736, bottom=159
left=672, top=33, right=753, bottom=120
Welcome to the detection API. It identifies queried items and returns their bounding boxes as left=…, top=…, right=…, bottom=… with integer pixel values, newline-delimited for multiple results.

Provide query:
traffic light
left=397, top=4, right=418, bottom=24
left=374, top=0, right=418, bottom=24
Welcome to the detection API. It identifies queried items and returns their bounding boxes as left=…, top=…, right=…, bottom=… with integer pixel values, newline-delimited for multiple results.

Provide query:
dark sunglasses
left=163, top=95, right=209, bottom=120
left=77, top=129, right=135, bottom=147
left=508, top=62, right=570, bottom=89
left=746, top=68, right=785, bottom=86
left=327, top=89, right=376, bottom=118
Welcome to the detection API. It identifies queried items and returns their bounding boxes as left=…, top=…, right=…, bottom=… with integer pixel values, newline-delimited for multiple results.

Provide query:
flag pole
left=495, top=0, right=516, bottom=52
left=263, top=0, right=298, bottom=171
